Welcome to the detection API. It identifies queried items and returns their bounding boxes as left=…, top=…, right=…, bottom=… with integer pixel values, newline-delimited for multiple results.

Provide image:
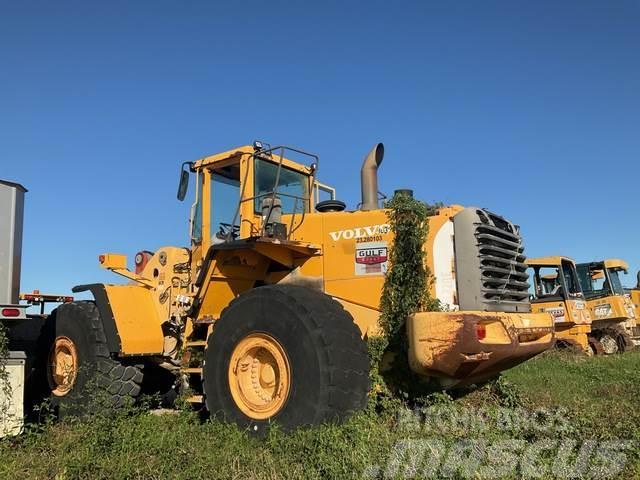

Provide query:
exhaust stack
left=360, top=143, right=384, bottom=211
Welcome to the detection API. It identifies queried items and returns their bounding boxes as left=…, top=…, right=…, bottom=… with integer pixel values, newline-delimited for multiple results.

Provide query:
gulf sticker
left=355, top=241, right=388, bottom=276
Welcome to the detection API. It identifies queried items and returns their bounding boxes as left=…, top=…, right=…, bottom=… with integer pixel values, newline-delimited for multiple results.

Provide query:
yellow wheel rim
left=227, top=333, right=291, bottom=420
left=48, top=336, right=79, bottom=397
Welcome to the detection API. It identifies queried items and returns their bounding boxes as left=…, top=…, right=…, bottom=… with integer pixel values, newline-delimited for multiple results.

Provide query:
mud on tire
left=40, top=301, right=143, bottom=416
left=203, top=285, right=369, bottom=433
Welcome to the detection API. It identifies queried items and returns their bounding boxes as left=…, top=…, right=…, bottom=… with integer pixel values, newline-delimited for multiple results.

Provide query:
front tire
left=203, top=285, right=369, bottom=432
left=41, top=301, right=143, bottom=416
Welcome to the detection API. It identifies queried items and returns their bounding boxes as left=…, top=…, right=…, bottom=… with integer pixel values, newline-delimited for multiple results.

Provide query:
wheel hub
left=228, top=333, right=290, bottom=419
left=48, top=336, right=79, bottom=397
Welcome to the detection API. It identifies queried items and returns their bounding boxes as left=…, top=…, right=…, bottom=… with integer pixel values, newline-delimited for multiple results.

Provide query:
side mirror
left=177, top=163, right=191, bottom=201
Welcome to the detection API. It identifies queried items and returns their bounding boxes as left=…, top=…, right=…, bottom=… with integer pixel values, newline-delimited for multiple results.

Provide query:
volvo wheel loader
left=576, top=259, right=638, bottom=354
left=526, top=257, right=592, bottom=354
left=42, top=142, right=554, bottom=431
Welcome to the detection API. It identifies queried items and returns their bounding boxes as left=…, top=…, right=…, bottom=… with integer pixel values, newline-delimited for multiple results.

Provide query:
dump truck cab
left=526, top=256, right=591, bottom=354
left=576, top=259, right=638, bottom=354
left=46, top=142, right=554, bottom=429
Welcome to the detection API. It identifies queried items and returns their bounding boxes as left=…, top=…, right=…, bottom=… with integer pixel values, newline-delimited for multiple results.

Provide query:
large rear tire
left=41, top=301, right=143, bottom=416
left=203, top=285, right=369, bottom=433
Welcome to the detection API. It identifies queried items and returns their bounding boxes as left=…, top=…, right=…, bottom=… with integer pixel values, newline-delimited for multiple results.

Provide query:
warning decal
left=355, top=241, right=388, bottom=276
left=544, top=307, right=566, bottom=323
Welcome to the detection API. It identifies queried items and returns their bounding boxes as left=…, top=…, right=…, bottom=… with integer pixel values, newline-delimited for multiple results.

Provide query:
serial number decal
left=355, top=241, right=388, bottom=276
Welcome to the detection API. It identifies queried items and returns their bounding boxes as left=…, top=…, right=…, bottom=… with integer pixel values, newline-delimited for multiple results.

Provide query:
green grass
left=505, top=350, right=640, bottom=424
left=1, top=351, right=639, bottom=479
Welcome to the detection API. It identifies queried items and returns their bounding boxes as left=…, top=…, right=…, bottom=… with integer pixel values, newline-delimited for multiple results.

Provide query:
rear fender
left=73, top=283, right=164, bottom=356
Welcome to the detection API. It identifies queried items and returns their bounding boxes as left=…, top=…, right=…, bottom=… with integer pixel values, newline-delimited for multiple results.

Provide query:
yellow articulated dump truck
left=576, top=259, right=638, bottom=354
left=526, top=257, right=592, bottom=354
left=42, top=142, right=554, bottom=431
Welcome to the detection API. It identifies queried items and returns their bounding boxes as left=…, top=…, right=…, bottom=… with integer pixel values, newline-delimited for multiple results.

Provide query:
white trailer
left=0, top=179, right=74, bottom=437
left=0, top=179, right=28, bottom=436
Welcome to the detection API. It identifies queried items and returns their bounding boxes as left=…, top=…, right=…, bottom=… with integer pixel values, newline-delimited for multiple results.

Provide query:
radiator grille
left=476, top=211, right=530, bottom=309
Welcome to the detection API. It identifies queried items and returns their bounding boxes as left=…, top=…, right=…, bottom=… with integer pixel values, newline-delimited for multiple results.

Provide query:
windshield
left=530, top=266, right=564, bottom=299
left=254, top=158, right=309, bottom=214
left=577, top=264, right=625, bottom=298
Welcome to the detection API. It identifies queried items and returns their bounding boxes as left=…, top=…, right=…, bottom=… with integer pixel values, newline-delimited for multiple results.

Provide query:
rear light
left=99, top=255, right=105, bottom=264
left=2, top=308, right=20, bottom=317
left=134, top=251, right=154, bottom=275
left=476, top=323, right=487, bottom=340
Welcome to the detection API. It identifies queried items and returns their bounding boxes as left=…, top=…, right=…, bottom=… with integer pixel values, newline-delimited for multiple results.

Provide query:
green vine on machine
left=379, top=191, right=440, bottom=346
left=369, top=191, right=441, bottom=409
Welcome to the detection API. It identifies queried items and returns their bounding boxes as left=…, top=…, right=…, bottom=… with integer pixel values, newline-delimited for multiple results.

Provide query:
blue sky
left=2, top=0, right=640, bottom=299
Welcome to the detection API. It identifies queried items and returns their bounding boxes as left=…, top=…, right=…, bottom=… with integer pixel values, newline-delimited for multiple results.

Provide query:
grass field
left=1, top=351, right=639, bottom=479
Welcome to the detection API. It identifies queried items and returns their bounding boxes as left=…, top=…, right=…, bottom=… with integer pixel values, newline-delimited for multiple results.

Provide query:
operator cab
left=177, top=142, right=339, bottom=256
left=527, top=257, right=584, bottom=302
left=576, top=260, right=629, bottom=300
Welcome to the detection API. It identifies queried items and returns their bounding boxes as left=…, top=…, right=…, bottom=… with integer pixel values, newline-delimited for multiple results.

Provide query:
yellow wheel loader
left=526, top=257, right=592, bottom=354
left=576, top=259, right=638, bottom=354
left=42, top=142, right=554, bottom=430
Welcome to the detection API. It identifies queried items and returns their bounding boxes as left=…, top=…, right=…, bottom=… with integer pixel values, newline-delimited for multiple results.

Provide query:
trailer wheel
left=41, top=301, right=143, bottom=416
left=203, top=285, right=369, bottom=433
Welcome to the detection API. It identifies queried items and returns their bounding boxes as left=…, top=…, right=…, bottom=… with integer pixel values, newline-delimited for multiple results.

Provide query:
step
left=182, top=367, right=203, bottom=375
left=192, top=317, right=218, bottom=325
left=186, top=395, right=204, bottom=403
left=185, top=340, right=207, bottom=348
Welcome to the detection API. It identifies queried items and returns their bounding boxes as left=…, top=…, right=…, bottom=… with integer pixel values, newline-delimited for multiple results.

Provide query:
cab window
left=561, top=260, right=583, bottom=298
left=608, top=270, right=626, bottom=295
left=254, top=159, right=309, bottom=214
left=191, top=171, right=203, bottom=243
left=533, top=267, right=565, bottom=299
left=211, top=164, right=241, bottom=241
left=576, top=265, right=620, bottom=299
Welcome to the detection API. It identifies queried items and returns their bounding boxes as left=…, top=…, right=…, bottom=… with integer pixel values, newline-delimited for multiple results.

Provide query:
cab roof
left=192, top=145, right=314, bottom=175
left=525, top=256, right=574, bottom=267
left=603, top=259, right=629, bottom=271
left=577, top=259, right=629, bottom=271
